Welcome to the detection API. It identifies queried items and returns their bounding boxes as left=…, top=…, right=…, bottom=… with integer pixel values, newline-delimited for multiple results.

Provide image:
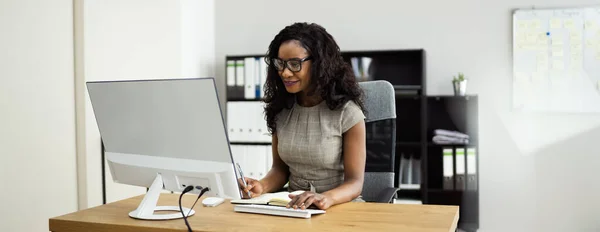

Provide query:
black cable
left=186, top=186, right=211, bottom=218
left=179, top=186, right=195, bottom=232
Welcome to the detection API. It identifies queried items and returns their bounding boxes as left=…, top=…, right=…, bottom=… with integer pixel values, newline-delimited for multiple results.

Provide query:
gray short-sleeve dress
left=275, top=99, right=365, bottom=196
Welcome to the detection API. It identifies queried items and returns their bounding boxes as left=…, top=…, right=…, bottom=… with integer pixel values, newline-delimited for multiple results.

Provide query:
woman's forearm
left=259, top=166, right=289, bottom=193
left=322, top=178, right=363, bottom=205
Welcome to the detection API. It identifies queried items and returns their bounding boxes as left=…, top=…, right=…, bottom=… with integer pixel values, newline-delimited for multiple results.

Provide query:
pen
left=236, top=163, right=252, bottom=198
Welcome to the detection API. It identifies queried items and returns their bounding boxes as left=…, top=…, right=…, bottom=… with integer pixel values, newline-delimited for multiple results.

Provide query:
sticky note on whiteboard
left=530, top=20, right=542, bottom=29
left=585, top=20, right=595, bottom=30
left=564, top=19, right=575, bottom=30
left=550, top=18, right=562, bottom=29
left=526, top=33, right=537, bottom=43
left=517, top=20, right=529, bottom=30
left=587, top=39, right=595, bottom=47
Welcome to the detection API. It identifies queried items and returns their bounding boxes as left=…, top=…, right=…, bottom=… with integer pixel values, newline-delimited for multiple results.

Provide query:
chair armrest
left=376, top=187, right=399, bottom=203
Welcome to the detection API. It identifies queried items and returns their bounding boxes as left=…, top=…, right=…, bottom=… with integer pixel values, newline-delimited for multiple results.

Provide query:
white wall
left=75, top=0, right=215, bottom=207
left=0, top=0, right=78, bottom=231
left=215, top=1, right=600, bottom=231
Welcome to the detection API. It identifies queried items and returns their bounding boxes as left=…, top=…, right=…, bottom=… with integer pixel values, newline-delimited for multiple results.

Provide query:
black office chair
left=358, top=80, right=399, bottom=203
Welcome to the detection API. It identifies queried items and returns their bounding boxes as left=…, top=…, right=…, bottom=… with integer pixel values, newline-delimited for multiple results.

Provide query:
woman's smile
left=283, top=80, right=300, bottom=87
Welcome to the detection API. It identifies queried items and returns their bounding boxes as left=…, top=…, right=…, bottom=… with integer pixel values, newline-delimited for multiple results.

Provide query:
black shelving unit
left=224, top=50, right=479, bottom=231
left=424, top=95, right=479, bottom=231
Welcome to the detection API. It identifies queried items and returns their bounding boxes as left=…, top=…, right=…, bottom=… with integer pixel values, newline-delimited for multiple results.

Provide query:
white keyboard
left=233, top=204, right=326, bottom=219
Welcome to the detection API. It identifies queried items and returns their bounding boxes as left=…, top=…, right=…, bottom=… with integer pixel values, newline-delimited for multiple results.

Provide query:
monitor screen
left=87, top=78, right=231, bottom=164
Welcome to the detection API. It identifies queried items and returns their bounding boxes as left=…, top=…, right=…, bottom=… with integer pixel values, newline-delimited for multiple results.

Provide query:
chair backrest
left=358, top=80, right=396, bottom=202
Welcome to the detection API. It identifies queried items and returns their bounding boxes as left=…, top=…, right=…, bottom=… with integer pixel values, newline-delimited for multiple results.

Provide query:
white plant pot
left=453, top=80, right=467, bottom=96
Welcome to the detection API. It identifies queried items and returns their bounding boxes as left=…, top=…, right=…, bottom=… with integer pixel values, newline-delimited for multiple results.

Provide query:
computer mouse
left=202, top=197, right=225, bottom=207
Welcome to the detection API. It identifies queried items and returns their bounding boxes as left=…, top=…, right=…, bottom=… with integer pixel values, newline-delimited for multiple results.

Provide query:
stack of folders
left=350, top=57, right=373, bottom=82
left=398, top=153, right=421, bottom=189
left=443, top=147, right=477, bottom=191
left=226, top=101, right=271, bottom=143
left=230, top=145, right=273, bottom=180
left=226, top=57, right=268, bottom=100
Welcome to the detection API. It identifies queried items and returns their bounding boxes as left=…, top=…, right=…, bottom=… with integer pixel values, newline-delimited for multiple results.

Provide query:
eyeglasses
left=269, top=56, right=312, bottom=72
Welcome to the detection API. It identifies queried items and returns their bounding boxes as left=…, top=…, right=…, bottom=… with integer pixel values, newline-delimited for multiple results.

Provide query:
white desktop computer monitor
left=86, top=77, right=242, bottom=220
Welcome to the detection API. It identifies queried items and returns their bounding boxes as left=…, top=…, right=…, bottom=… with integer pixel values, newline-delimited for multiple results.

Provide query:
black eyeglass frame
left=268, top=56, right=312, bottom=72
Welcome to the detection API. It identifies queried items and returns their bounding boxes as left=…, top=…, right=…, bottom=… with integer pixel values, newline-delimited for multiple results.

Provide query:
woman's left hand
left=287, top=191, right=333, bottom=210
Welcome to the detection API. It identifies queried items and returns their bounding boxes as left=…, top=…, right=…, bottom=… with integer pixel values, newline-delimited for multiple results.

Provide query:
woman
left=240, top=22, right=366, bottom=210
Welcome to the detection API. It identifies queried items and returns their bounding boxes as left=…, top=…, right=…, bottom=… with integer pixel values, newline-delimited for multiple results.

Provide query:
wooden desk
left=50, top=193, right=459, bottom=232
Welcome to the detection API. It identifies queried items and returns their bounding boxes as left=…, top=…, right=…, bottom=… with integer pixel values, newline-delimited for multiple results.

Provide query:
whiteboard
left=512, top=6, right=600, bottom=113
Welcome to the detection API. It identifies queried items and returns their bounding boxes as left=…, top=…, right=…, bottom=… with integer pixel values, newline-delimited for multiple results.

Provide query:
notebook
left=230, top=190, right=305, bottom=207
left=233, top=204, right=326, bottom=219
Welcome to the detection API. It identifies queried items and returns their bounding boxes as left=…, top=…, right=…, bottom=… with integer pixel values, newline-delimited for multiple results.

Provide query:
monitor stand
left=128, top=173, right=195, bottom=220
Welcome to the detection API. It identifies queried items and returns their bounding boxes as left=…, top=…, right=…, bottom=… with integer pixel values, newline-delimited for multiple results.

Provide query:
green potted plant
left=452, top=72, right=468, bottom=96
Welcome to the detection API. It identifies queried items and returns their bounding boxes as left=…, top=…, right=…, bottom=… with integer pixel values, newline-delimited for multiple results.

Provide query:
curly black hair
left=263, top=22, right=365, bottom=135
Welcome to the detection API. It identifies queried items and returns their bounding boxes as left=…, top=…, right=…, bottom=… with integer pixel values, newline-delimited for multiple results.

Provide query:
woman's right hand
left=238, top=177, right=264, bottom=198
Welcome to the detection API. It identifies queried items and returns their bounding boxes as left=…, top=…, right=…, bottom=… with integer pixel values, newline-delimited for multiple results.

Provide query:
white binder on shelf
left=243, top=146, right=254, bottom=179
left=254, top=58, right=261, bottom=99
left=236, top=102, right=247, bottom=142
left=350, top=57, right=360, bottom=78
left=253, top=102, right=269, bottom=142
left=230, top=145, right=246, bottom=171
left=246, top=102, right=254, bottom=142
left=226, top=102, right=237, bottom=142
left=442, top=148, right=454, bottom=190
left=411, top=156, right=421, bottom=186
left=455, top=148, right=466, bottom=190
left=250, top=102, right=261, bottom=142
left=259, top=56, right=267, bottom=98
left=266, top=145, right=273, bottom=170
left=235, top=60, right=245, bottom=88
left=406, top=155, right=413, bottom=185
left=244, top=57, right=256, bottom=99
left=467, top=147, right=477, bottom=190
left=255, top=145, right=268, bottom=179
left=226, top=60, right=236, bottom=91
left=361, top=57, right=372, bottom=81
left=245, top=146, right=265, bottom=180
left=237, top=102, right=247, bottom=142
left=399, top=154, right=410, bottom=185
